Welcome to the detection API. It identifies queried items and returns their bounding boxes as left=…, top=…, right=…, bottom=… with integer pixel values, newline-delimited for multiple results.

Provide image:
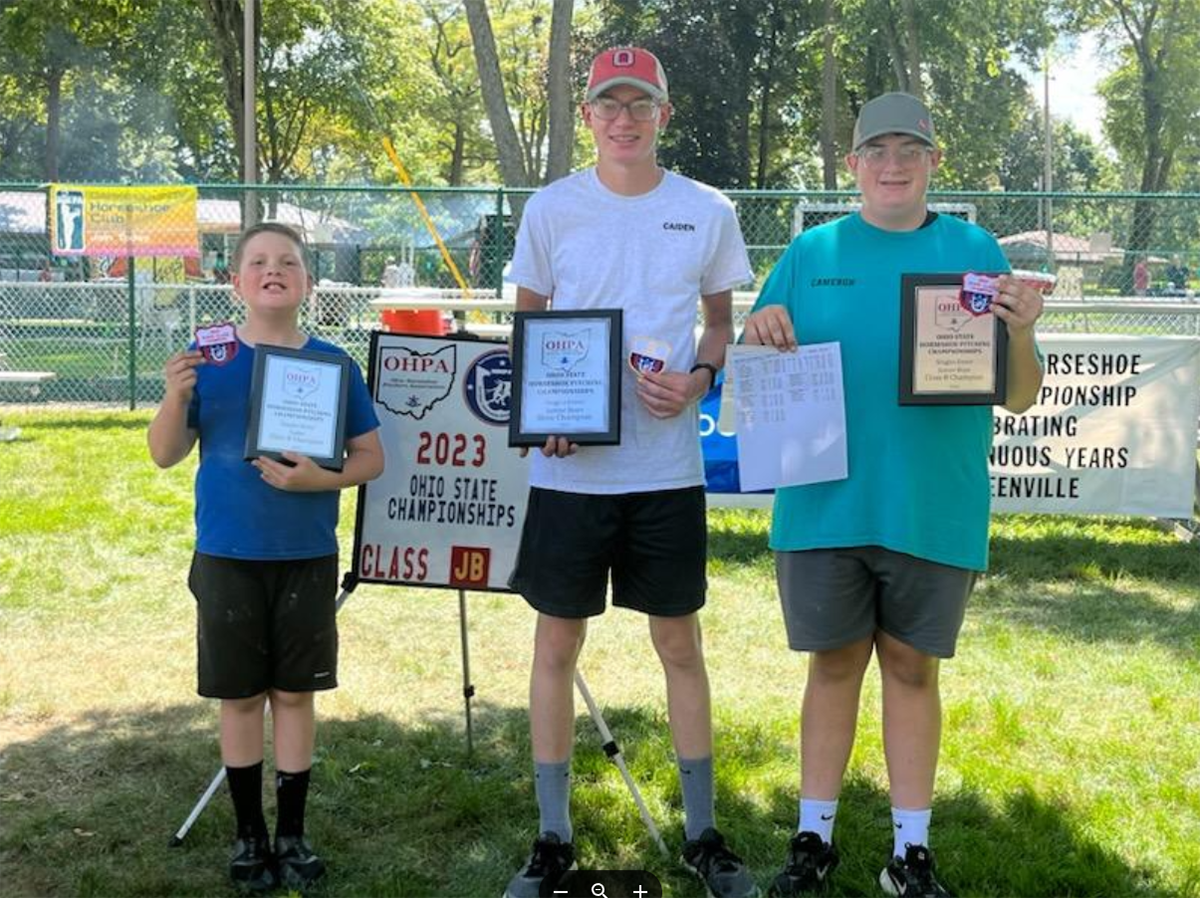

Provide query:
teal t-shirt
left=752, top=212, right=1011, bottom=570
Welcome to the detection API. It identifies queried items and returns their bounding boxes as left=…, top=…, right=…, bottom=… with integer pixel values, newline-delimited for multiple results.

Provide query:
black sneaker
left=229, top=835, right=278, bottom=893
left=681, top=827, right=759, bottom=898
left=502, top=832, right=576, bottom=898
left=275, top=834, right=326, bottom=890
left=768, top=831, right=839, bottom=896
left=880, top=844, right=952, bottom=897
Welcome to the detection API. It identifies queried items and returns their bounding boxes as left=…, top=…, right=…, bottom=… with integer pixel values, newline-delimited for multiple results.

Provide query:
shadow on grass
left=974, top=577, right=1200, bottom=655
left=759, top=775, right=1168, bottom=897
left=981, top=516, right=1200, bottom=654
left=0, top=701, right=1175, bottom=897
left=989, top=517, right=1199, bottom=585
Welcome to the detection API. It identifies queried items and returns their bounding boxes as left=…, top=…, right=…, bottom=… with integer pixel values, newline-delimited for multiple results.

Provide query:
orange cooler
left=380, top=309, right=446, bottom=334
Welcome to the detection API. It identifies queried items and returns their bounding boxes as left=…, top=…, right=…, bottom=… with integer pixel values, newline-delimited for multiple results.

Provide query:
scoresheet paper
left=727, top=342, right=848, bottom=491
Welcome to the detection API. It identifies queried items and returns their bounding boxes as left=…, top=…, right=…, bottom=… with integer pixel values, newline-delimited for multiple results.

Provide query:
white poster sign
left=354, top=334, right=530, bottom=591
left=991, top=335, right=1200, bottom=517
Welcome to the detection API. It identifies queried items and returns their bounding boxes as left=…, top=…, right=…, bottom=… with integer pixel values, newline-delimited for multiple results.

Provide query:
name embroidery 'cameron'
left=810, top=277, right=856, bottom=287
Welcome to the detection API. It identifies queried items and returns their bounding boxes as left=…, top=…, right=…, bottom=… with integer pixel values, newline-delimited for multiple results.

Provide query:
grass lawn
left=1, top=409, right=1198, bottom=897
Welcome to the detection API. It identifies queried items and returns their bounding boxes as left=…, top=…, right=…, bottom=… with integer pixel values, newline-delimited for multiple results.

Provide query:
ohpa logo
left=541, top=330, right=589, bottom=369
left=463, top=348, right=512, bottom=426
left=282, top=365, right=320, bottom=399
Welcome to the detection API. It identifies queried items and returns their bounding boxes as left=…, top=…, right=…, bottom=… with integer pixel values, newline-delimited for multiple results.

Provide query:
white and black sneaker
left=879, top=844, right=952, bottom=897
left=768, top=831, right=838, bottom=896
left=503, top=832, right=577, bottom=898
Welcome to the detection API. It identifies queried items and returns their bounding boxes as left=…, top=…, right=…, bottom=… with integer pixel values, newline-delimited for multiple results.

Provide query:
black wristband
left=689, top=361, right=719, bottom=388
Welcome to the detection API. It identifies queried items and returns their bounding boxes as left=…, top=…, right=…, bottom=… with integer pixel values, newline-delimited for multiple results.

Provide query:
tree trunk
left=879, top=2, right=910, bottom=92
left=44, top=68, right=63, bottom=181
left=819, top=0, right=839, bottom=188
left=898, top=0, right=923, bottom=100
left=449, top=121, right=465, bottom=186
left=463, top=0, right=531, bottom=187
left=544, top=0, right=575, bottom=184
left=753, top=5, right=781, bottom=188
left=199, top=0, right=247, bottom=180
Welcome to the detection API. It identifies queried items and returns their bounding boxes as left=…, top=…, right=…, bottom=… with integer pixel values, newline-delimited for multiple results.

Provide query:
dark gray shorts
left=775, top=546, right=976, bottom=658
left=189, top=552, right=339, bottom=698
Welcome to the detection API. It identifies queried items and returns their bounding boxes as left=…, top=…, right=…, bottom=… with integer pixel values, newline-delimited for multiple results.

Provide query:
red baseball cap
left=586, top=47, right=668, bottom=102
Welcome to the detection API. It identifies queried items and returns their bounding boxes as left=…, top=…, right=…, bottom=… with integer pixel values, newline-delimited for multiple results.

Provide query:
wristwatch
left=689, top=361, right=719, bottom=388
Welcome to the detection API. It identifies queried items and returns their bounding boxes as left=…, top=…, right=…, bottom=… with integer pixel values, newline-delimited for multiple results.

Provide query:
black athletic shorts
left=508, top=486, right=707, bottom=619
left=188, top=552, right=339, bottom=698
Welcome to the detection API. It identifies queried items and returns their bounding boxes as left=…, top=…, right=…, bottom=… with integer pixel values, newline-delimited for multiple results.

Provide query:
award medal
left=629, top=336, right=671, bottom=376
left=195, top=322, right=238, bottom=365
left=960, top=273, right=1000, bottom=317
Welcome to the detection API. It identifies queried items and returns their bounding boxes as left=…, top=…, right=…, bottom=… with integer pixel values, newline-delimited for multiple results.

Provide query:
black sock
left=226, top=761, right=268, bottom=841
left=275, top=768, right=311, bottom=839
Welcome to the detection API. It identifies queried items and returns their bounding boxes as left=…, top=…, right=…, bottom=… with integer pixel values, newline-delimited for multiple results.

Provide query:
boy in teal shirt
left=744, top=93, right=1045, bottom=897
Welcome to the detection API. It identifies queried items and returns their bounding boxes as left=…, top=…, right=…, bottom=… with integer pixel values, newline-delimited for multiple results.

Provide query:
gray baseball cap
left=852, top=92, right=935, bottom=150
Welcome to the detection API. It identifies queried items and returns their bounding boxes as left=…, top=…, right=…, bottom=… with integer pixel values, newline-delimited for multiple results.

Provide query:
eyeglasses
left=855, top=144, right=932, bottom=168
left=589, top=96, right=660, bottom=122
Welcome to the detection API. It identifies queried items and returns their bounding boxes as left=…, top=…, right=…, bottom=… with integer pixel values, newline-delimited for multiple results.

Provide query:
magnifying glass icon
left=591, top=884, right=608, bottom=898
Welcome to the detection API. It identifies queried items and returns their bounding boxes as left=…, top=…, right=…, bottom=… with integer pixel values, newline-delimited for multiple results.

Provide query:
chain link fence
left=1, top=183, right=1199, bottom=407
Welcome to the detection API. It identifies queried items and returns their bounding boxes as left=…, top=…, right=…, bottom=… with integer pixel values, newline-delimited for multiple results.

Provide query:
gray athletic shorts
left=775, top=546, right=977, bottom=659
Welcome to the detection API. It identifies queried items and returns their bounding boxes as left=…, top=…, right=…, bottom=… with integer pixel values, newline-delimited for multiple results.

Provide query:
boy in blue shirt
left=744, top=94, right=1045, bottom=897
left=148, top=222, right=383, bottom=891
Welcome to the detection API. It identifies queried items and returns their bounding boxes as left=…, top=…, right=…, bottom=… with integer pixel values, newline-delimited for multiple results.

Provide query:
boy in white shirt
left=503, top=46, right=757, bottom=898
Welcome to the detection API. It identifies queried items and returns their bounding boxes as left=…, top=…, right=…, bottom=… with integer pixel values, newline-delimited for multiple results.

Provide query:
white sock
left=891, top=807, right=932, bottom=858
left=798, top=797, right=838, bottom=844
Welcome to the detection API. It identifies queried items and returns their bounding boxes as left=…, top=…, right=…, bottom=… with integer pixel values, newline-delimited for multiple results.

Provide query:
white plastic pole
left=574, top=671, right=669, bottom=858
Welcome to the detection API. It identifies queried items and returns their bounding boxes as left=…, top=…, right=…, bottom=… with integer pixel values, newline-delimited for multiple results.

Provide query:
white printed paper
left=729, top=342, right=848, bottom=491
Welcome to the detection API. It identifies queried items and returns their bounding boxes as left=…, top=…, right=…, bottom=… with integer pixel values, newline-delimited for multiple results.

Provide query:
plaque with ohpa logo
left=244, top=344, right=351, bottom=470
left=509, top=309, right=622, bottom=447
left=899, top=273, right=1008, bottom=406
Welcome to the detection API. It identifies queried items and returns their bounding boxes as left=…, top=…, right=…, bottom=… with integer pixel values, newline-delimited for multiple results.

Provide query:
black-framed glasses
left=589, top=96, right=660, bottom=122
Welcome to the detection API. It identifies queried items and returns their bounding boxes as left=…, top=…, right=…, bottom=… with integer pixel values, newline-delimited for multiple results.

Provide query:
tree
left=831, top=0, right=1052, bottom=189
left=0, top=0, right=154, bottom=179
left=198, top=0, right=260, bottom=183
left=422, top=1, right=488, bottom=185
left=545, top=0, right=575, bottom=181
left=463, top=0, right=576, bottom=186
left=1061, top=0, right=1200, bottom=262
left=590, top=0, right=816, bottom=188
left=819, top=0, right=839, bottom=188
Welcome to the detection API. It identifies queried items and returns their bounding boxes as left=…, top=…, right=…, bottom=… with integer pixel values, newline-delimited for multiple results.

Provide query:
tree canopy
left=0, top=0, right=1195, bottom=194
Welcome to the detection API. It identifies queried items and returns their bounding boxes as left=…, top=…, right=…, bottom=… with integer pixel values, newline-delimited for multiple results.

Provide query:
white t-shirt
left=506, top=167, right=753, bottom=494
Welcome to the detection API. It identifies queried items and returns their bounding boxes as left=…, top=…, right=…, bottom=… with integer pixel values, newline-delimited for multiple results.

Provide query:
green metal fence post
left=495, top=187, right=504, bottom=299
left=127, top=256, right=137, bottom=410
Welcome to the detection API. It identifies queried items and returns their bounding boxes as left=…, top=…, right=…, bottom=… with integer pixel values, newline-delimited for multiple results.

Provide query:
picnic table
left=0, top=369, right=56, bottom=440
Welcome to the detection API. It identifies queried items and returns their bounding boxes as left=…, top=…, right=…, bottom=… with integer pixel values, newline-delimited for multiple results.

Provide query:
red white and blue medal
left=629, top=336, right=671, bottom=375
left=195, top=322, right=238, bottom=365
left=960, top=272, right=1000, bottom=316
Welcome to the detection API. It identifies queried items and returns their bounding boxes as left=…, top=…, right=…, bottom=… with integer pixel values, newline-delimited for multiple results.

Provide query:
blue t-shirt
left=752, top=212, right=1012, bottom=570
left=186, top=336, right=379, bottom=560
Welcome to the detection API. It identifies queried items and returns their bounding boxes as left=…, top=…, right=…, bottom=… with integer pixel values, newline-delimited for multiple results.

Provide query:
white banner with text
left=990, top=334, right=1200, bottom=517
